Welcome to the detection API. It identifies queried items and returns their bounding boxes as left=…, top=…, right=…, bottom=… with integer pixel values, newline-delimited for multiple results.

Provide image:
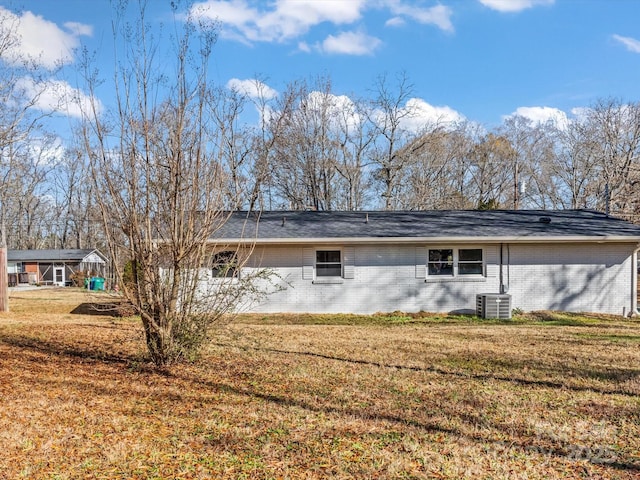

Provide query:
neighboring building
left=7, top=249, right=108, bottom=287
left=200, top=210, right=640, bottom=316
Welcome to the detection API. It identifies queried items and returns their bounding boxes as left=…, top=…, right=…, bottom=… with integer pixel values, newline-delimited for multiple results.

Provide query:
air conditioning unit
left=476, top=293, right=512, bottom=319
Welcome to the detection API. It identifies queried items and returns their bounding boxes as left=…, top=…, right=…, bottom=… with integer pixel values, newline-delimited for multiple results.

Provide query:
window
left=458, top=248, right=483, bottom=275
left=211, top=250, right=238, bottom=278
left=428, top=247, right=484, bottom=277
left=428, top=249, right=453, bottom=276
left=316, top=250, right=341, bottom=277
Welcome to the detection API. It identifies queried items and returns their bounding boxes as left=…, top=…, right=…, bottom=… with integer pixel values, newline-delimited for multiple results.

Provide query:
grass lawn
left=1, top=288, right=639, bottom=479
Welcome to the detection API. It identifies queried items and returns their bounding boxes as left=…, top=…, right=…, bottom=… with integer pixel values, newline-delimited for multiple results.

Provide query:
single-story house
left=201, top=210, right=640, bottom=316
left=7, top=249, right=108, bottom=287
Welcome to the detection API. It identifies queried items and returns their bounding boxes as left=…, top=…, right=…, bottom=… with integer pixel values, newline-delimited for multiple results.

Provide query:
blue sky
left=2, top=0, right=640, bottom=134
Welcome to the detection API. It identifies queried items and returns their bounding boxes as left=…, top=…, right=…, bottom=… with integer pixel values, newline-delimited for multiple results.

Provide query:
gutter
left=208, top=235, right=640, bottom=246
left=499, top=243, right=511, bottom=295
left=632, top=244, right=640, bottom=317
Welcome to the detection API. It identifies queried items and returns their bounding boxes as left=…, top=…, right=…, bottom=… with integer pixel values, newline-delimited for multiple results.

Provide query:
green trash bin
left=90, top=277, right=105, bottom=291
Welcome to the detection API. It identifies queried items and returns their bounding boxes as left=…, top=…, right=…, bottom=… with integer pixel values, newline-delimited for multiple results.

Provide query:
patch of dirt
left=70, top=302, right=136, bottom=317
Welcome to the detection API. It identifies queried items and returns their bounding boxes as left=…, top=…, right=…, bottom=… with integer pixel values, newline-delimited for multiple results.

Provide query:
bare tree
left=585, top=99, right=640, bottom=215
left=234, top=77, right=290, bottom=211
left=0, top=7, right=57, bottom=248
left=206, top=86, right=256, bottom=208
left=499, top=115, right=560, bottom=209
left=467, top=133, right=516, bottom=209
left=48, top=142, right=105, bottom=249
left=551, top=118, right=600, bottom=209
left=399, top=124, right=474, bottom=210
left=268, top=76, right=348, bottom=210
left=545, top=99, right=640, bottom=216
left=265, top=80, right=310, bottom=209
left=332, top=96, right=375, bottom=210
left=368, top=72, right=419, bottom=209
left=78, top=0, right=271, bottom=366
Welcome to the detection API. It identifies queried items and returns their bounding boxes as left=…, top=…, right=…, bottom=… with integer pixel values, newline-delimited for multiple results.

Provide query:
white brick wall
left=207, top=242, right=637, bottom=315
left=505, top=243, right=634, bottom=315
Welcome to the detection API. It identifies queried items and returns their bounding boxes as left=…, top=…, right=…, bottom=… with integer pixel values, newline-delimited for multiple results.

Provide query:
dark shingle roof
left=7, top=249, right=106, bottom=262
left=214, top=210, right=640, bottom=243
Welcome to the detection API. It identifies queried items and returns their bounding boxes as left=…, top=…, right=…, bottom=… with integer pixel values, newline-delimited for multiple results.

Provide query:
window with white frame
left=428, top=248, right=484, bottom=277
left=211, top=250, right=238, bottom=278
left=428, top=249, right=453, bottom=276
left=458, top=248, right=483, bottom=275
left=316, top=250, right=342, bottom=277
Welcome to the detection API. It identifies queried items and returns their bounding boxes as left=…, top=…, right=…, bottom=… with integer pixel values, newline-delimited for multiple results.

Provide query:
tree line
left=4, top=80, right=640, bottom=251
left=3, top=36, right=640, bottom=250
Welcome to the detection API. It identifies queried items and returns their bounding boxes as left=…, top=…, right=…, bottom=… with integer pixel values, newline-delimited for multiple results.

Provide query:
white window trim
left=425, top=246, right=486, bottom=283
left=209, top=250, right=240, bottom=282
left=312, top=247, right=345, bottom=284
left=313, top=277, right=344, bottom=284
left=209, top=271, right=241, bottom=282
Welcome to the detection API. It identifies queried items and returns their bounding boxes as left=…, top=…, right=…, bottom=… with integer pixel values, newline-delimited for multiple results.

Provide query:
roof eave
left=208, top=235, right=640, bottom=245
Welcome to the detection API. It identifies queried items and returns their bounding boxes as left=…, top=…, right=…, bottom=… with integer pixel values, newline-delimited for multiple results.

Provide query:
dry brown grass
left=1, top=288, right=639, bottom=479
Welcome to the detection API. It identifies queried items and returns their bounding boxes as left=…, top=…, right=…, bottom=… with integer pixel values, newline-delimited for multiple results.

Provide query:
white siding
left=203, top=242, right=636, bottom=315
left=82, top=252, right=105, bottom=264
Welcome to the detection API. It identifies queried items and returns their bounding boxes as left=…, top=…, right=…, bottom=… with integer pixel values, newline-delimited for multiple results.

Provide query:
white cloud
left=371, top=98, right=465, bottom=133
left=297, top=41, right=312, bottom=53
left=29, top=137, right=65, bottom=166
left=192, top=0, right=365, bottom=43
left=400, top=98, right=465, bottom=132
left=384, top=2, right=454, bottom=33
left=320, top=31, right=382, bottom=56
left=612, top=34, right=640, bottom=53
left=385, top=17, right=405, bottom=27
left=63, top=21, right=93, bottom=37
left=15, top=77, right=101, bottom=118
left=478, top=0, right=554, bottom=13
left=570, top=107, right=590, bottom=121
left=0, top=6, right=92, bottom=69
left=571, top=104, right=639, bottom=127
left=305, top=91, right=362, bottom=130
left=226, top=78, right=279, bottom=126
left=226, top=78, right=278, bottom=100
left=507, top=106, right=568, bottom=129
left=191, top=0, right=453, bottom=47
left=265, top=90, right=361, bottom=132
